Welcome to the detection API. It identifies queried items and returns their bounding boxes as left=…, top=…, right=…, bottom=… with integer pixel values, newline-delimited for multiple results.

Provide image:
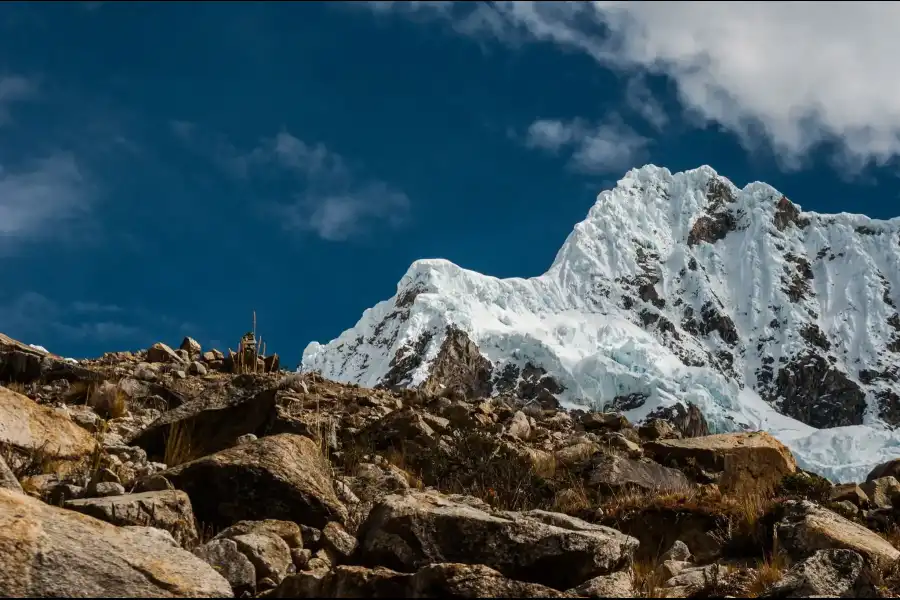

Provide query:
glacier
left=302, top=164, right=900, bottom=483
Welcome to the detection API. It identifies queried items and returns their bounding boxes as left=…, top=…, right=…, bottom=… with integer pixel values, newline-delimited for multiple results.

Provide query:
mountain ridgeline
left=302, top=165, right=900, bottom=482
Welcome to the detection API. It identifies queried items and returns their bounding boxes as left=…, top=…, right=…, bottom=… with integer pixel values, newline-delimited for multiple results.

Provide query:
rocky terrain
left=4, top=332, right=900, bottom=597
left=303, top=165, right=900, bottom=483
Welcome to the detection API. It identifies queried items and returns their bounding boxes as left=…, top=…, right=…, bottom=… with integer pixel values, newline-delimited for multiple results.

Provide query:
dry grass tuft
left=748, top=549, right=789, bottom=597
left=164, top=420, right=199, bottom=467
left=4, top=381, right=27, bottom=394
left=0, top=441, right=59, bottom=480
left=88, top=381, right=128, bottom=419
left=632, top=557, right=666, bottom=598
left=880, top=525, right=900, bottom=550
left=552, top=481, right=592, bottom=515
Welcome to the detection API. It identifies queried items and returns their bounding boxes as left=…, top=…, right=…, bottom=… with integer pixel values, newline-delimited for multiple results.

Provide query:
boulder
left=272, top=565, right=410, bottom=598
left=271, top=563, right=575, bottom=598
left=357, top=409, right=445, bottom=452
left=321, top=521, right=357, bottom=563
left=866, top=458, right=900, bottom=482
left=582, top=412, right=629, bottom=432
left=568, top=571, right=634, bottom=598
left=775, top=500, right=900, bottom=566
left=506, top=411, right=532, bottom=440
left=0, top=454, right=22, bottom=493
left=213, top=519, right=304, bottom=549
left=193, top=538, right=256, bottom=596
left=125, top=384, right=280, bottom=463
left=645, top=402, right=709, bottom=438
left=0, top=386, right=98, bottom=479
left=588, top=453, right=693, bottom=494
left=354, top=461, right=412, bottom=494
left=407, top=563, right=576, bottom=598
left=162, top=433, right=347, bottom=529
left=232, top=532, right=292, bottom=583
left=179, top=337, right=202, bottom=358
left=0, top=488, right=231, bottom=597
left=147, top=342, right=184, bottom=364
left=357, top=490, right=638, bottom=590
left=553, top=440, right=601, bottom=468
left=64, top=490, right=199, bottom=548
left=92, top=481, right=126, bottom=497
left=638, top=418, right=680, bottom=441
left=644, top=431, right=796, bottom=495
left=829, top=484, right=869, bottom=508
left=761, top=548, right=876, bottom=598
left=859, top=476, right=900, bottom=510
left=661, top=540, right=692, bottom=562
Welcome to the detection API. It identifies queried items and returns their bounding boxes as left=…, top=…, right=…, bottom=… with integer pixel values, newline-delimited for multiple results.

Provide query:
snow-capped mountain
left=302, top=165, right=900, bottom=483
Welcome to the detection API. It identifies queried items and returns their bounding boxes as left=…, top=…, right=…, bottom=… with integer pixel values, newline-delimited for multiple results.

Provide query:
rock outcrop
left=2, top=331, right=900, bottom=599
left=0, top=488, right=231, bottom=597
left=161, top=433, right=347, bottom=529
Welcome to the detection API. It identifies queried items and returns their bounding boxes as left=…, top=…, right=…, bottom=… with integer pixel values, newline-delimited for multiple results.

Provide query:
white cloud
left=0, top=153, right=91, bottom=249
left=624, top=76, right=667, bottom=131
left=525, top=117, right=648, bottom=174
left=370, top=1, right=900, bottom=170
left=171, top=124, right=410, bottom=241
left=0, top=75, right=36, bottom=127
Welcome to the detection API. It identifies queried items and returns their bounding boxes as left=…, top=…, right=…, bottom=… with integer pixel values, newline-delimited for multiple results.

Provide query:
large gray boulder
left=0, top=488, right=231, bottom=597
left=64, top=490, right=199, bottom=548
left=162, top=433, right=347, bottom=529
left=357, top=489, right=637, bottom=590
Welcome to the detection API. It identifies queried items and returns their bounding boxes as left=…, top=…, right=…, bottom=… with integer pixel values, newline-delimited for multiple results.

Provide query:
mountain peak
left=302, top=165, right=900, bottom=483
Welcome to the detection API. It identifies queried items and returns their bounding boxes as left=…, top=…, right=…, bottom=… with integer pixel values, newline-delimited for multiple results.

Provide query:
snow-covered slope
left=302, top=165, right=900, bottom=483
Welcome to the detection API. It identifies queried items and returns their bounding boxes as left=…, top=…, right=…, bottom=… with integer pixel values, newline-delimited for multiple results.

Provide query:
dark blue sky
left=1, top=2, right=898, bottom=366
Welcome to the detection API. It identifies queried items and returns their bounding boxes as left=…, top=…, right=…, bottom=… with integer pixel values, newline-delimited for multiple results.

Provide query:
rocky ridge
left=302, top=165, right=900, bottom=483
left=4, top=332, right=900, bottom=597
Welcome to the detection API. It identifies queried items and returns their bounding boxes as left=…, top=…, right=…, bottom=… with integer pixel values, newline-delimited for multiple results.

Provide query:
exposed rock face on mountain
left=5, top=334, right=900, bottom=598
left=302, top=165, right=900, bottom=483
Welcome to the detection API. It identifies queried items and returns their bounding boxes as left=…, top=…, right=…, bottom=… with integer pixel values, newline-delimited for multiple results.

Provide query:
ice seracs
left=302, top=164, right=900, bottom=483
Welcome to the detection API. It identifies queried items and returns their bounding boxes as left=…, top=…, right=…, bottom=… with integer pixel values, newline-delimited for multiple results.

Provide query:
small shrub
left=776, top=470, right=832, bottom=503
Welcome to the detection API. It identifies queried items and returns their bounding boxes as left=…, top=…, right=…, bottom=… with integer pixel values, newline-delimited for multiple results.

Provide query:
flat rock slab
left=0, top=488, right=231, bottom=597
left=358, top=490, right=638, bottom=590
left=65, top=489, right=199, bottom=548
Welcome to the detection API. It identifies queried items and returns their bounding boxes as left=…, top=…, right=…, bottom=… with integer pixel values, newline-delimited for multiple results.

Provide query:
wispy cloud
left=0, top=75, right=37, bottom=127
left=524, top=116, right=649, bottom=174
left=0, top=153, right=92, bottom=252
left=70, top=301, right=124, bottom=314
left=367, top=1, right=900, bottom=172
left=0, top=292, right=201, bottom=354
left=171, top=124, right=411, bottom=242
left=0, top=292, right=141, bottom=347
left=624, top=77, right=667, bottom=131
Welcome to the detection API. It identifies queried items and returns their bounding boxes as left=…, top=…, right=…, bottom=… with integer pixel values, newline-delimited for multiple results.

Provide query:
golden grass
left=164, top=420, right=198, bottom=467
left=87, top=381, right=128, bottom=419
left=4, top=381, right=26, bottom=394
left=632, top=558, right=667, bottom=598
left=747, top=550, right=789, bottom=597
left=552, top=482, right=593, bottom=515
left=880, top=525, right=900, bottom=550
